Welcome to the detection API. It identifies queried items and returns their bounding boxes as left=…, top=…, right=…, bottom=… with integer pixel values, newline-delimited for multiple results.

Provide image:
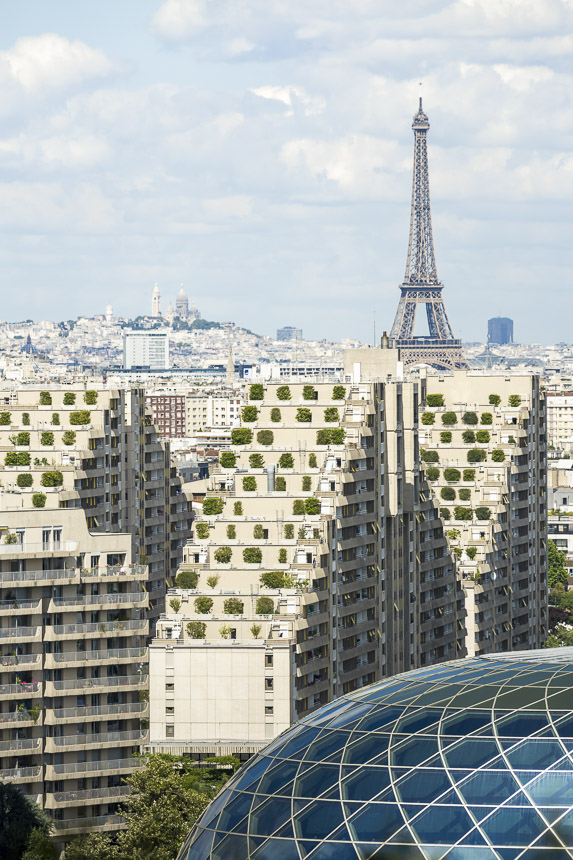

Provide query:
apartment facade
left=0, top=386, right=192, bottom=839
left=149, top=362, right=467, bottom=756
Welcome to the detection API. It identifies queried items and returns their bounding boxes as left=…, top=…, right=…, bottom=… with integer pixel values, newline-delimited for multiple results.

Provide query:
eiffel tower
left=390, top=99, right=468, bottom=370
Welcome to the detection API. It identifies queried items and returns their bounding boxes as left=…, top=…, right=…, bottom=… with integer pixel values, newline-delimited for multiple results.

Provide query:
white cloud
left=251, top=86, right=325, bottom=116
left=149, top=0, right=208, bottom=40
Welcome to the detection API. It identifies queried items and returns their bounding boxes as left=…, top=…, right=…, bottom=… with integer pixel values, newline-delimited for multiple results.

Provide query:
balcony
left=0, top=654, right=41, bottom=670
left=47, top=674, right=148, bottom=695
left=51, top=619, right=148, bottom=638
left=0, top=681, right=41, bottom=699
left=49, top=701, right=148, bottom=723
left=0, top=626, right=41, bottom=642
left=0, top=765, right=42, bottom=782
left=0, top=565, right=146, bottom=585
left=50, top=647, right=147, bottom=666
left=52, top=814, right=125, bottom=833
left=51, top=729, right=147, bottom=748
left=0, top=737, right=41, bottom=753
left=0, top=599, right=41, bottom=615
left=0, top=710, right=41, bottom=726
left=49, top=757, right=145, bottom=777
left=47, top=784, right=131, bottom=808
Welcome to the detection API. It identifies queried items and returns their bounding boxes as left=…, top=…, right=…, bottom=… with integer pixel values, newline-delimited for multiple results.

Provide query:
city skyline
left=1, top=2, right=572, bottom=343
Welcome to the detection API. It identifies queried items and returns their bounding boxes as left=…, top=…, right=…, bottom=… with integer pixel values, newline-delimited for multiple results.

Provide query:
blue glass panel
left=249, top=796, right=292, bottom=837
left=326, top=823, right=353, bottom=842
left=340, top=765, right=391, bottom=801
left=391, top=737, right=439, bottom=767
left=232, top=757, right=273, bottom=791
left=458, top=828, right=488, bottom=845
left=395, top=708, right=441, bottom=734
left=386, top=825, right=415, bottom=843
left=355, top=705, right=406, bottom=733
left=344, top=733, right=390, bottom=765
left=495, top=713, right=551, bottom=737
left=261, top=726, right=302, bottom=756
left=217, top=791, right=253, bottom=834
left=327, top=702, right=373, bottom=729
left=526, top=771, right=573, bottom=805
left=355, top=845, right=419, bottom=859
left=444, top=848, right=499, bottom=859
left=552, top=807, right=573, bottom=842
left=547, top=758, right=573, bottom=771
left=275, top=727, right=322, bottom=759
left=293, top=800, right=345, bottom=840
left=457, top=770, right=521, bottom=805
left=257, top=759, right=300, bottom=795
left=195, top=789, right=233, bottom=830
left=251, top=837, right=300, bottom=860
left=304, top=842, right=355, bottom=860
left=543, top=689, right=573, bottom=710
left=505, top=739, right=565, bottom=770
left=347, top=802, right=405, bottom=842
left=303, top=697, right=356, bottom=726
left=444, top=738, right=501, bottom=769
left=395, top=768, right=453, bottom=804
left=211, top=832, right=250, bottom=859
left=185, top=828, right=214, bottom=859
left=529, top=827, right=563, bottom=848
left=445, top=686, right=499, bottom=708
left=409, top=804, right=474, bottom=844
left=519, top=851, right=573, bottom=860
left=442, top=712, right=493, bottom=736
left=480, top=805, right=548, bottom=846
left=303, top=730, right=351, bottom=762
left=295, top=763, right=340, bottom=798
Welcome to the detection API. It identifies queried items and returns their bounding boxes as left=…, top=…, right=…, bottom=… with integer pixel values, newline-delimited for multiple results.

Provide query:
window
left=166, top=683, right=174, bottom=691
left=265, top=655, right=274, bottom=667
left=166, top=725, right=174, bottom=737
left=265, top=678, right=274, bottom=691
left=166, top=706, right=174, bottom=715
left=265, top=706, right=274, bottom=715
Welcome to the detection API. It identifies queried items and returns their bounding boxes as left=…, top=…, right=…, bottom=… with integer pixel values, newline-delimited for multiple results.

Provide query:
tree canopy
left=0, top=783, right=53, bottom=860
left=548, top=539, right=569, bottom=588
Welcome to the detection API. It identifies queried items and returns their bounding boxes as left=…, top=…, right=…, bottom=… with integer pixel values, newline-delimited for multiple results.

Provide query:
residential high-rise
left=276, top=326, right=303, bottom=341
left=488, top=317, right=514, bottom=345
left=0, top=387, right=192, bottom=840
left=123, top=331, right=169, bottom=370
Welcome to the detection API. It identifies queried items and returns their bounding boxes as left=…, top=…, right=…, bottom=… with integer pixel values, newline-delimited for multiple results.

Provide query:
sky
left=1, top=0, right=573, bottom=344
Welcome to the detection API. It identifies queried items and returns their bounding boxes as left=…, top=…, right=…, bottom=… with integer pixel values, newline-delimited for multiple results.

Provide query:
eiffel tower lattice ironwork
left=390, top=99, right=468, bottom=370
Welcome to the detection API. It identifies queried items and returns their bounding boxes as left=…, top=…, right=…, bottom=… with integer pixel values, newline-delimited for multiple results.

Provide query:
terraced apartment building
left=0, top=387, right=192, bottom=840
left=149, top=351, right=468, bottom=756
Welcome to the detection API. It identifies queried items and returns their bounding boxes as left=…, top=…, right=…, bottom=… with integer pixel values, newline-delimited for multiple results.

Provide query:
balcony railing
left=53, top=620, right=147, bottom=636
left=0, top=627, right=40, bottom=639
left=52, top=757, right=145, bottom=775
left=52, top=674, right=148, bottom=692
left=0, top=654, right=41, bottom=668
left=0, top=737, right=41, bottom=752
left=53, top=785, right=131, bottom=804
left=0, top=710, right=40, bottom=724
left=53, top=814, right=124, bottom=831
left=53, top=701, right=147, bottom=720
left=0, top=565, right=146, bottom=584
left=0, top=682, right=40, bottom=696
left=53, top=647, right=147, bottom=664
left=0, top=765, right=42, bottom=780
left=52, top=593, right=147, bottom=608
left=53, top=729, right=147, bottom=747
left=0, top=599, right=41, bottom=612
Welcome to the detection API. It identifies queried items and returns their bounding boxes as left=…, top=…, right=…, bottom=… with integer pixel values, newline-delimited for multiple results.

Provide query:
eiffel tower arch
left=389, top=100, right=468, bottom=371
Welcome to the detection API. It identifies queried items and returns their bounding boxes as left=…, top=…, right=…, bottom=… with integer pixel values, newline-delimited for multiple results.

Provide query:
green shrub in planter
left=187, top=621, right=206, bottom=639
left=17, top=474, right=33, bottom=488
left=224, top=598, right=244, bottom=615
left=69, top=411, right=91, bottom=425
left=458, top=488, right=471, bottom=501
left=242, top=405, right=258, bottom=422
left=231, top=428, right=252, bottom=445
left=5, top=452, right=31, bottom=466
left=440, top=431, right=452, bottom=444
left=316, top=430, right=329, bottom=445
left=233, top=502, right=243, bottom=515
left=270, top=408, right=281, bottom=422
left=276, top=385, right=291, bottom=401
left=491, top=449, right=505, bottom=462
left=324, top=407, right=339, bottom=422
left=475, top=506, right=491, bottom=520
left=51, top=413, right=60, bottom=426
left=195, top=523, right=209, bottom=539
left=480, top=412, right=493, bottom=425
left=426, top=394, right=444, bottom=407
left=203, top=498, right=224, bottom=515
left=62, top=431, right=76, bottom=446
left=467, top=448, right=486, bottom=463
left=440, top=507, right=451, bottom=520
left=293, top=500, right=305, bottom=515
left=332, top=386, right=346, bottom=400
left=302, top=476, right=311, bottom=491
left=249, top=384, right=264, bottom=400
left=278, top=548, right=287, bottom=563
left=305, top=497, right=321, bottom=515
left=253, top=524, right=264, bottom=539
left=256, top=596, right=275, bottom=614
left=41, top=432, right=54, bottom=446
left=426, top=467, right=439, bottom=481
left=462, top=430, right=475, bottom=444
left=84, top=391, right=98, bottom=405
left=466, top=546, right=477, bottom=560
left=41, top=471, right=63, bottom=487
left=22, top=413, right=30, bottom=426
left=308, top=453, right=317, bottom=468
left=275, top=477, right=286, bottom=491
left=421, top=412, right=435, bottom=425
left=279, top=453, right=294, bottom=468
left=441, top=412, right=457, bottom=425
left=441, top=487, right=456, bottom=501
left=454, top=506, right=473, bottom=521
left=249, top=454, right=264, bottom=469
left=303, top=385, right=317, bottom=400
left=226, top=525, right=236, bottom=539
left=260, top=571, right=288, bottom=589
left=220, top=451, right=236, bottom=468
left=243, top=547, right=262, bottom=564
left=462, top=411, right=478, bottom=425
left=17, top=432, right=30, bottom=446
left=284, top=524, right=294, bottom=539
left=476, top=430, right=490, bottom=443
left=194, top=597, right=213, bottom=614
left=257, top=430, right=274, bottom=446
left=463, top=469, right=475, bottom=482
left=214, top=547, right=232, bottom=563
left=421, top=450, right=439, bottom=463
left=39, top=392, right=52, bottom=405
left=488, top=394, right=501, bottom=407
left=176, top=570, right=199, bottom=589
left=0, top=412, right=11, bottom=425
left=509, top=395, right=521, bottom=407
left=63, top=392, right=76, bottom=405
left=330, top=428, right=345, bottom=444
left=32, top=494, right=46, bottom=508
left=443, top=468, right=461, bottom=482
left=296, top=408, right=312, bottom=423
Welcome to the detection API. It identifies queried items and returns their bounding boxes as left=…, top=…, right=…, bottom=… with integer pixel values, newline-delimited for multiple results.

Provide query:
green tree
left=21, top=829, right=57, bottom=860
left=545, top=624, right=573, bottom=648
left=0, top=783, right=52, bottom=860
left=548, top=539, right=568, bottom=588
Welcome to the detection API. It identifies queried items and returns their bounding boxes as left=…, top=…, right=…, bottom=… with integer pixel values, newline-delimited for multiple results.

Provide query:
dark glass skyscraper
left=488, top=317, right=514, bottom=345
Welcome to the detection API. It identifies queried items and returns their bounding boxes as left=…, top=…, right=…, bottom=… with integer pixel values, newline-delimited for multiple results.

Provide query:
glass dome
left=178, top=650, right=573, bottom=859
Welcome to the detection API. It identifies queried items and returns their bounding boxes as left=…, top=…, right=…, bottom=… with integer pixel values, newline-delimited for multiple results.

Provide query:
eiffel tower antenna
left=389, top=100, right=468, bottom=370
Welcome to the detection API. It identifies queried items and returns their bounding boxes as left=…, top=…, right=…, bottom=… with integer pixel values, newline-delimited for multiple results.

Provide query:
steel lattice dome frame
left=178, top=650, right=573, bottom=860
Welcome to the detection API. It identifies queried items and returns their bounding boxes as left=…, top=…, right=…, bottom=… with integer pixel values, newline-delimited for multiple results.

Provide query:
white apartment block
left=123, top=331, right=169, bottom=370
left=547, top=392, right=573, bottom=453
left=186, top=395, right=243, bottom=435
